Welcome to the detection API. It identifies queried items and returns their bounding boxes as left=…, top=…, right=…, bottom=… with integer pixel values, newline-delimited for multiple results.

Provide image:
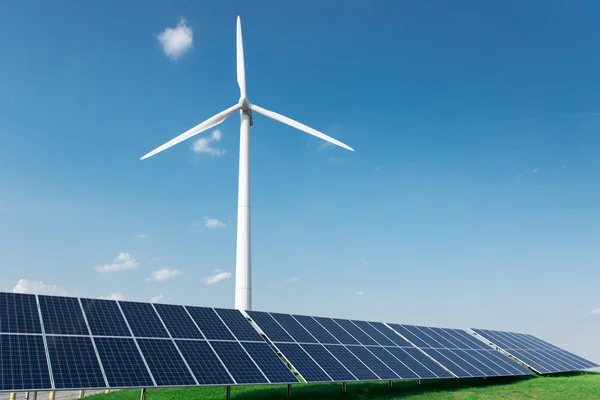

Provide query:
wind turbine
left=140, top=16, right=354, bottom=311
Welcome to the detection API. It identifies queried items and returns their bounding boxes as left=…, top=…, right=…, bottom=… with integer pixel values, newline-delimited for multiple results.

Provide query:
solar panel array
left=470, top=328, right=599, bottom=374
left=1, top=291, right=597, bottom=393
left=0, top=293, right=298, bottom=392
left=386, top=324, right=534, bottom=378
left=246, top=310, right=456, bottom=382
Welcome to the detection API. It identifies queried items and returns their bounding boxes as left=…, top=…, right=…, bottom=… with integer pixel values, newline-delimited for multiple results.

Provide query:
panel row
left=246, top=310, right=454, bottom=382
left=386, top=324, right=533, bottom=377
left=0, top=334, right=298, bottom=391
left=470, top=328, right=599, bottom=374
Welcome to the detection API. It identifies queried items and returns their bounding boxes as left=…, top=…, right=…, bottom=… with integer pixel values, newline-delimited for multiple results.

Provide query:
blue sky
left=1, top=1, right=600, bottom=364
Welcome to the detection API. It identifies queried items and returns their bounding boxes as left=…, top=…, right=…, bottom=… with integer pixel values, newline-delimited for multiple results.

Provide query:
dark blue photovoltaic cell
left=332, top=319, right=378, bottom=346
left=402, top=325, right=443, bottom=348
left=0, top=293, right=42, bottom=334
left=300, top=344, right=355, bottom=381
left=480, top=350, right=532, bottom=375
left=324, top=345, right=378, bottom=380
left=241, top=342, right=299, bottom=383
left=368, top=322, right=413, bottom=347
left=214, top=308, right=264, bottom=342
left=153, top=304, right=203, bottom=339
left=39, top=296, right=88, bottom=335
left=350, top=320, right=396, bottom=346
left=449, top=329, right=488, bottom=349
left=119, top=302, right=168, bottom=338
left=386, top=323, right=429, bottom=348
left=210, top=341, right=268, bottom=384
left=175, top=340, right=234, bottom=385
left=186, top=307, right=235, bottom=341
left=46, top=336, right=106, bottom=389
left=292, top=315, right=339, bottom=344
left=0, top=335, right=52, bottom=390
left=80, top=298, right=131, bottom=337
left=93, top=337, right=154, bottom=388
left=345, top=345, right=399, bottom=380
left=421, top=349, right=472, bottom=377
left=420, top=327, right=457, bottom=349
left=246, top=311, right=294, bottom=343
left=270, top=313, right=318, bottom=343
left=394, top=347, right=454, bottom=379
left=451, top=349, right=499, bottom=376
left=136, top=339, right=196, bottom=386
left=366, top=346, right=419, bottom=379
left=275, top=343, right=332, bottom=382
left=312, top=317, right=359, bottom=345
left=384, top=347, right=439, bottom=379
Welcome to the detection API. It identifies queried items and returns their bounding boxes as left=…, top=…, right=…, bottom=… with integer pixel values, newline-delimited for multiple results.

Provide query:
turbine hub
left=239, top=96, right=250, bottom=112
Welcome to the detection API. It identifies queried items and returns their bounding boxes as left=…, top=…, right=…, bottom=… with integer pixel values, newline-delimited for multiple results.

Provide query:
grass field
left=87, top=372, right=600, bottom=400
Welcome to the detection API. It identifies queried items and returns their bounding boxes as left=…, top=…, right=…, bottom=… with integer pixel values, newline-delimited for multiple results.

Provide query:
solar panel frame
left=79, top=298, right=131, bottom=338
left=38, top=295, right=90, bottom=336
left=0, top=293, right=43, bottom=334
left=0, top=334, right=53, bottom=392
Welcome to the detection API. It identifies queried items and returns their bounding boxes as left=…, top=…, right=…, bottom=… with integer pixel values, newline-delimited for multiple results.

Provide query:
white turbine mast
left=140, top=16, right=354, bottom=311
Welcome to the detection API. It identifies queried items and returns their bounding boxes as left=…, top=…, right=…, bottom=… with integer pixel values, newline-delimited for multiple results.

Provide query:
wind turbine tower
left=141, top=16, right=354, bottom=311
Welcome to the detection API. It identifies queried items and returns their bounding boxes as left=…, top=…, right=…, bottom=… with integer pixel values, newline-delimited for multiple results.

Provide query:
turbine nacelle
left=239, top=96, right=250, bottom=111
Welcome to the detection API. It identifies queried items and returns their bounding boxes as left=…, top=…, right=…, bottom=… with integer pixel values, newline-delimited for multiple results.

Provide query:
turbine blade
left=141, top=104, right=241, bottom=160
left=250, top=104, right=354, bottom=152
left=237, top=16, right=246, bottom=96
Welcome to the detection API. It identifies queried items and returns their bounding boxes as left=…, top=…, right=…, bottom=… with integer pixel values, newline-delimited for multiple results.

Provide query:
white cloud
left=100, top=293, right=125, bottom=301
left=590, top=308, right=600, bottom=315
left=147, top=268, right=182, bottom=282
left=95, top=253, right=140, bottom=273
left=136, top=233, right=148, bottom=239
left=205, top=217, right=227, bottom=229
left=12, top=279, right=69, bottom=296
left=151, top=295, right=165, bottom=303
left=533, top=168, right=539, bottom=173
left=204, top=269, right=232, bottom=285
left=318, top=141, right=333, bottom=152
left=363, top=261, right=368, bottom=265
left=157, top=17, right=193, bottom=60
left=356, top=290, right=365, bottom=296
left=191, top=129, right=226, bottom=157
left=285, top=277, right=300, bottom=284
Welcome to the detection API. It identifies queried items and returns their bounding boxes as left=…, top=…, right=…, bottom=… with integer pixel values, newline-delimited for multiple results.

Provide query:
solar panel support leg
left=287, top=384, right=292, bottom=398
left=389, top=380, right=393, bottom=387
left=32, top=392, right=37, bottom=400
left=104, top=389, right=110, bottom=394
left=140, top=388, right=146, bottom=400
left=226, top=386, right=231, bottom=400
left=26, top=392, right=30, bottom=400
left=10, top=392, right=15, bottom=400
left=49, top=390, right=55, bottom=400
left=79, top=390, right=85, bottom=398
left=343, top=382, right=347, bottom=393
left=418, top=379, right=421, bottom=385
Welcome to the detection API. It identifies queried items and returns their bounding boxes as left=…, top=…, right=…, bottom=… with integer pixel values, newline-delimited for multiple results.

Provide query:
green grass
left=87, top=372, right=600, bottom=399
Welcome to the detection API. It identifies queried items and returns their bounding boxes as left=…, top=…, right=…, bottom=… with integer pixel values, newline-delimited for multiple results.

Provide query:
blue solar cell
left=80, top=298, right=130, bottom=337
left=452, top=349, right=500, bottom=376
left=246, top=311, right=294, bottom=343
left=366, top=347, right=419, bottom=380
left=332, top=319, right=378, bottom=346
left=324, top=345, right=378, bottom=380
left=46, top=336, right=106, bottom=389
left=38, top=296, right=89, bottom=336
left=480, top=350, right=533, bottom=375
left=241, top=342, right=299, bottom=383
left=186, top=307, right=235, bottom=341
left=292, top=315, right=340, bottom=344
left=119, top=302, right=168, bottom=338
left=300, top=344, right=355, bottom=381
left=386, top=324, right=429, bottom=348
left=367, top=322, right=413, bottom=347
left=383, top=347, right=439, bottom=379
left=0, top=335, right=52, bottom=391
left=275, top=343, right=331, bottom=383
left=312, top=317, right=359, bottom=345
left=210, top=341, right=268, bottom=384
left=396, top=347, right=454, bottom=379
left=421, top=327, right=459, bottom=349
left=136, top=339, right=196, bottom=386
left=93, top=337, right=154, bottom=388
left=214, top=308, right=263, bottom=342
left=421, top=348, right=473, bottom=377
left=0, top=293, right=42, bottom=334
left=508, top=349, right=554, bottom=373
left=344, top=346, right=399, bottom=380
left=402, top=325, right=444, bottom=348
left=350, top=320, right=396, bottom=346
left=270, top=313, right=317, bottom=344
left=153, top=304, right=203, bottom=339
left=449, top=329, right=488, bottom=349
left=175, top=340, right=234, bottom=385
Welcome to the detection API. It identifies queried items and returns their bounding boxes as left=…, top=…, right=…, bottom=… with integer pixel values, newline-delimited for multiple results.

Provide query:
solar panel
left=0, top=293, right=42, bottom=334
left=471, top=328, right=599, bottom=374
left=0, top=335, right=52, bottom=391
left=240, top=342, right=299, bottom=383
left=45, top=336, right=106, bottom=389
left=323, top=345, right=378, bottom=380
left=387, top=324, right=534, bottom=378
left=136, top=339, right=196, bottom=386
left=210, top=341, right=269, bottom=384
left=175, top=340, right=234, bottom=385
left=93, top=337, right=154, bottom=388
left=274, top=343, right=332, bottom=383
left=38, top=296, right=89, bottom=336
left=118, top=302, right=169, bottom=338
left=80, top=298, right=130, bottom=337
left=214, top=308, right=264, bottom=342
left=185, top=307, right=235, bottom=341
left=153, top=304, right=203, bottom=339
left=300, top=344, right=356, bottom=381
left=245, top=311, right=294, bottom=342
